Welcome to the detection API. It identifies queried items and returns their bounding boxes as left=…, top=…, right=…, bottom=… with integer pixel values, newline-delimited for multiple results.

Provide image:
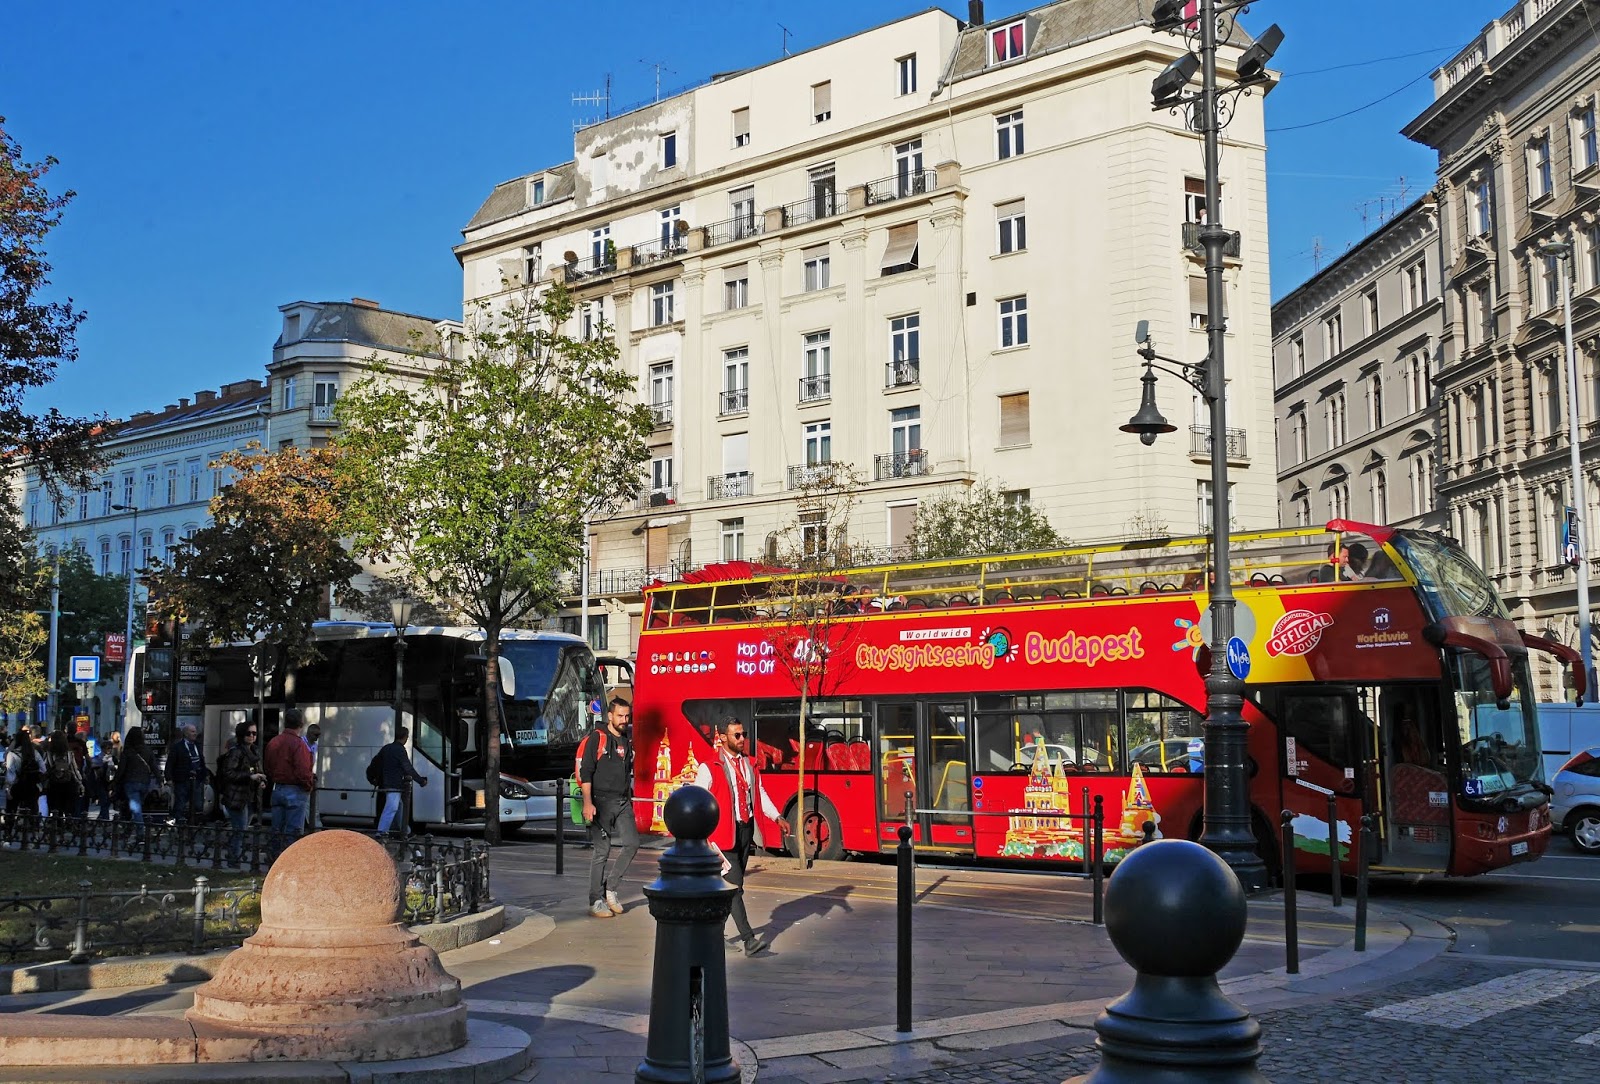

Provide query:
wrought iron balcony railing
left=1189, top=425, right=1248, bottom=460
left=864, top=170, right=937, bottom=205
left=798, top=374, right=831, bottom=403
left=1181, top=222, right=1242, bottom=258
left=885, top=358, right=920, bottom=388
left=719, top=388, right=749, bottom=415
left=649, top=401, right=674, bottom=428
left=636, top=484, right=679, bottom=509
left=630, top=235, right=688, bottom=266
left=706, top=472, right=754, bottom=500
left=310, top=403, right=337, bottom=424
left=782, top=191, right=838, bottom=228
left=562, top=251, right=618, bottom=283
left=874, top=449, right=930, bottom=481
left=703, top=215, right=763, bottom=248
left=788, top=463, right=841, bottom=490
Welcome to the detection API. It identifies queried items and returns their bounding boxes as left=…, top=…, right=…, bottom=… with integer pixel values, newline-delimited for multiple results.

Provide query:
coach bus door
left=875, top=700, right=974, bottom=854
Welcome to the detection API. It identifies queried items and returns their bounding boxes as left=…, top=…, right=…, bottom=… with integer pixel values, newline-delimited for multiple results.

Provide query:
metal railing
left=874, top=449, right=930, bottom=481
left=886, top=358, right=920, bottom=387
left=798, top=374, right=831, bottom=403
left=719, top=388, right=749, bottom=415
left=310, top=403, right=337, bottom=424
left=703, top=215, right=763, bottom=248
left=559, top=559, right=694, bottom=597
left=650, top=401, right=674, bottom=428
left=706, top=473, right=753, bottom=500
left=788, top=463, right=842, bottom=490
left=1181, top=222, right=1242, bottom=257
left=636, top=484, right=679, bottom=509
left=1189, top=425, right=1248, bottom=460
left=0, top=813, right=490, bottom=962
left=782, top=191, right=838, bottom=228
left=562, top=252, right=618, bottom=283
left=630, top=236, right=688, bottom=265
left=864, top=170, right=937, bottom=205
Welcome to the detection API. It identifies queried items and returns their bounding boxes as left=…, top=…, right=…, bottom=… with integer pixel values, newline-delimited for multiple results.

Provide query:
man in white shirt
left=693, top=718, right=788, bottom=956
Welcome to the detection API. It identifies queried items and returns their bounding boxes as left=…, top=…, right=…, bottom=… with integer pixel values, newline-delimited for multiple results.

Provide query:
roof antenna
left=779, top=23, right=793, bottom=57
left=571, top=72, right=613, bottom=131
left=639, top=59, right=676, bottom=102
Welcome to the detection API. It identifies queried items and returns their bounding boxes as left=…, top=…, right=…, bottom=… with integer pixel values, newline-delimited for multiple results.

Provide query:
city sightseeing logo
left=1265, top=609, right=1334, bottom=657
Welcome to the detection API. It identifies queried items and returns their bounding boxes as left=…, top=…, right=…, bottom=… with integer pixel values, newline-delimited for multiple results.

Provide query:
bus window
left=334, top=639, right=395, bottom=703
left=203, top=650, right=255, bottom=704
left=683, top=696, right=757, bottom=757
left=1126, top=691, right=1204, bottom=773
left=1079, top=710, right=1120, bottom=772
left=288, top=644, right=340, bottom=705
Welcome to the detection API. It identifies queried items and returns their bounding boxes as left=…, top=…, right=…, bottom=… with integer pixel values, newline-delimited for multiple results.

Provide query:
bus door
left=874, top=700, right=974, bottom=853
left=1365, top=684, right=1450, bottom=873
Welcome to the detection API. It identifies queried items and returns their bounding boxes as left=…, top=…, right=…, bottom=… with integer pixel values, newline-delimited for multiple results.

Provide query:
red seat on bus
left=648, top=612, right=669, bottom=628
left=755, top=740, right=785, bottom=770
left=847, top=740, right=872, bottom=770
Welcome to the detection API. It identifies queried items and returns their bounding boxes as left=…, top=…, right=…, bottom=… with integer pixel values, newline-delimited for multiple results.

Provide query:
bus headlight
left=499, top=777, right=535, bottom=801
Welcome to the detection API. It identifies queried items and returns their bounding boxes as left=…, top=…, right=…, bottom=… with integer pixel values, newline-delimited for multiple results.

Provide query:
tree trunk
left=484, top=624, right=504, bottom=846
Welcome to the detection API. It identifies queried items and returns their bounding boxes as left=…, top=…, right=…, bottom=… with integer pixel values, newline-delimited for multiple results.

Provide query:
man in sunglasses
left=693, top=717, right=789, bottom=956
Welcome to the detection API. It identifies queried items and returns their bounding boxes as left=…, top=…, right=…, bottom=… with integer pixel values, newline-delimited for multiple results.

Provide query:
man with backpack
left=578, top=698, right=637, bottom=918
left=371, top=726, right=427, bottom=837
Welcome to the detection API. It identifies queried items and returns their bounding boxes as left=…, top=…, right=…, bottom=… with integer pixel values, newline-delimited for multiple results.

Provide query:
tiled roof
left=285, top=303, right=447, bottom=354
left=464, top=161, right=576, bottom=232
left=112, top=384, right=268, bottom=440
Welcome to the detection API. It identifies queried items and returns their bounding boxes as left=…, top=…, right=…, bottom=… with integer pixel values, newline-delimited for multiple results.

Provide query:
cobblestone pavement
left=817, top=956, right=1600, bottom=1084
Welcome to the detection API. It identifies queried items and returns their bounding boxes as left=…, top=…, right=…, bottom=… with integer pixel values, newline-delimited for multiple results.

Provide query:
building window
left=559, top=616, right=608, bottom=652
left=649, top=362, right=674, bottom=415
left=1371, top=470, right=1388, bottom=524
left=1188, top=276, right=1211, bottom=330
left=1291, top=335, right=1305, bottom=376
left=1002, top=489, right=1030, bottom=508
left=729, top=187, right=756, bottom=238
left=1323, top=311, right=1343, bottom=358
left=1529, top=135, right=1554, bottom=201
left=995, top=109, right=1024, bottom=160
left=659, top=205, right=682, bottom=249
left=579, top=301, right=600, bottom=342
left=100, top=478, right=112, bottom=517
left=800, top=510, right=829, bottom=558
left=1291, top=411, right=1308, bottom=463
left=118, top=535, right=131, bottom=575
left=650, top=281, right=676, bottom=326
left=1578, top=103, right=1599, bottom=173
left=77, top=489, right=89, bottom=520
left=1369, top=373, right=1384, bottom=429
left=880, top=223, right=919, bottom=276
left=186, top=459, right=201, bottom=502
left=141, top=467, right=157, bottom=506
left=662, top=131, right=677, bottom=168
left=282, top=375, right=297, bottom=410
left=162, top=528, right=176, bottom=557
left=998, top=295, right=1029, bottom=348
left=165, top=462, right=179, bottom=505
left=1474, top=281, right=1493, bottom=345
left=893, top=139, right=924, bottom=195
left=999, top=392, right=1030, bottom=447
left=1540, top=253, right=1561, bottom=311
left=724, top=264, right=749, bottom=310
left=889, top=314, right=920, bottom=385
left=997, top=199, right=1026, bottom=254
left=990, top=20, right=1026, bottom=64
left=803, top=246, right=831, bottom=291
left=590, top=225, right=612, bottom=264
left=897, top=53, right=918, bottom=96
left=804, top=420, right=832, bottom=465
left=802, top=331, right=832, bottom=401
left=890, top=406, right=922, bottom=459
left=649, top=456, right=674, bottom=496
left=139, top=530, right=153, bottom=569
left=530, top=177, right=545, bottom=205
left=1405, top=262, right=1426, bottom=311
left=1197, top=481, right=1236, bottom=532
left=98, top=538, right=111, bottom=575
left=811, top=82, right=832, bottom=124
left=1365, top=289, right=1379, bottom=334
left=732, top=107, right=750, bottom=147
left=1184, top=176, right=1214, bottom=224
left=722, top=348, right=749, bottom=414
left=1469, top=176, right=1493, bottom=236
left=720, top=518, right=745, bottom=562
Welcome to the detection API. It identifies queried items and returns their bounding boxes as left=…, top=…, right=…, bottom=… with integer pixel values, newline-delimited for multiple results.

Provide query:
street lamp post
left=391, top=596, right=416, bottom=825
left=1121, top=0, right=1281, bottom=891
left=110, top=502, right=140, bottom=733
left=1539, top=238, right=1595, bottom=695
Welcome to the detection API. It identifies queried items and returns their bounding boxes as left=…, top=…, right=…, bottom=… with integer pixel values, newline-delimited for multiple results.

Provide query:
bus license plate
left=1510, top=841, right=1529, bottom=856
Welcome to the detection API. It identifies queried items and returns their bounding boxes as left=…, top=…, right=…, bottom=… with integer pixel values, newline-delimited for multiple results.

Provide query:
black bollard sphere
left=663, top=783, right=719, bottom=843
left=1068, top=839, right=1266, bottom=1084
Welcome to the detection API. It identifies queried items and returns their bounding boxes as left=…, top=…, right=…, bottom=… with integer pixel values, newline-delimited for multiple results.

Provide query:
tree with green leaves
left=0, top=562, right=49, bottom=714
left=23, top=545, right=139, bottom=661
left=142, top=444, right=364, bottom=667
left=335, top=285, right=652, bottom=843
left=0, top=118, right=104, bottom=612
left=908, top=481, right=1068, bottom=560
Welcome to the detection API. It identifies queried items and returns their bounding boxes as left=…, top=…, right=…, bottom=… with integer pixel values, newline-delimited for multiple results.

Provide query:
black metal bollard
left=555, top=796, right=566, bottom=876
left=1280, top=810, right=1298, bottom=976
left=1326, top=794, right=1341, bottom=907
left=1080, top=786, right=1092, bottom=876
left=1091, top=796, right=1105, bottom=926
left=896, top=823, right=913, bottom=1033
left=1066, top=839, right=1266, bottom=1083
left=1355, top=814, right=1373, bottom=952
left=636, top=786, right=740, bottom=1084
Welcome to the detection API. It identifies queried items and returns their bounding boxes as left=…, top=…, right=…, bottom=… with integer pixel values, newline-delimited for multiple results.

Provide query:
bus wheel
left=787, top=796, right=843, bottom=863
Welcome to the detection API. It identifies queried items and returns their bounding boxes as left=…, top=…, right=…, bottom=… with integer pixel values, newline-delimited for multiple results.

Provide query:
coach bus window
left=334, top=639, right=395, bottom=702
left=204, top=651, right=255, bottom=704
left=1126, top=691, right=1203, bottom=773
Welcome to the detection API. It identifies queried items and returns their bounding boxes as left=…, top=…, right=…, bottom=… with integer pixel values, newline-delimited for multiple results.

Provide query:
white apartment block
left=455, top=0, right=1280, bottom=657
left=1400, top=0, right=1600, bottom=695
left=1273, top=196, right=1447, bottom=536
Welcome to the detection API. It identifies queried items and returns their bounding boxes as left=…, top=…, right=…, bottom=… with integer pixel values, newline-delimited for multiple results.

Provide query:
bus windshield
left=1389, top=529, right=1509, bottom=623
left=498, top=639, right=599, bottom=749
left=1453, top=654, right=1544, bottom=797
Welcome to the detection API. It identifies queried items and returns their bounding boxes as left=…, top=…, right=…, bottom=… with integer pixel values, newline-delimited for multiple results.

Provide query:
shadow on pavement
left=766, top=885, right=856, bottom=945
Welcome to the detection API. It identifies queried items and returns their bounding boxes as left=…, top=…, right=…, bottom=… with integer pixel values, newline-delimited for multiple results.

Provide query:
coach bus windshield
left=498, top=639, right=601, bottom=749
left=1452, top=653, right=1544, bottom=797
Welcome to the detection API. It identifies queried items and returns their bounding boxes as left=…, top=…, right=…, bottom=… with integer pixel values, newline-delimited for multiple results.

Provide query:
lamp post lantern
left=1538, top=238, right=1595, bottom=695
left=1122, top=0, right=1280, bottom=891
left=390, top=596, right=417, bottom=738
left=110, top=502, right=141, bottom=733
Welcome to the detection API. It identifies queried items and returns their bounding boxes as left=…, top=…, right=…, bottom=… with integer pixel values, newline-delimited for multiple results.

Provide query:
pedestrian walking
left=304, top=722, right=323, bottom=828
left=103, top=730, right=123, bottom=820
left=693, top=716, right=789, bottom=955
left=4, top=731, right=46, bottom=824
left=372, top=725, right=427, bottom=836
left=43, top=731, right=83, bottom=818
left=264, top=709, right=314, bottom=855
left=116, top=727, right=159, bottom=841
left=217, top=720, right=266, bottom=866
left=578, top=698, right=639, bottom=918
left=164, top=723, right=208, bottom=824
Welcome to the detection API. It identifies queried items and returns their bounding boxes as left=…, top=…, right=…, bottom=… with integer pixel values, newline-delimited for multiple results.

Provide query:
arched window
left=1371, top=469, right=1388, bottom=524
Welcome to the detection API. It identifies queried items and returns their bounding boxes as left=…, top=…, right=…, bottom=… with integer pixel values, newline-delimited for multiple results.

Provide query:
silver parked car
left=1550, top=748, right=1600, bottom=854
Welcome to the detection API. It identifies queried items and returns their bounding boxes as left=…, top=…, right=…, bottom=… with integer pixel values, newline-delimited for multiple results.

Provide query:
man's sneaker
left=589, top=899, right=613, bottom=919
left=605, top=891, right=624, bottom=915
left=742, top=935, right=769, bottom=957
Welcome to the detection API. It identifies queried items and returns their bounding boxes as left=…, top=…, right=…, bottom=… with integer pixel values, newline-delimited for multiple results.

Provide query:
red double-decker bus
left=630, top=522, right=1572, bottom=878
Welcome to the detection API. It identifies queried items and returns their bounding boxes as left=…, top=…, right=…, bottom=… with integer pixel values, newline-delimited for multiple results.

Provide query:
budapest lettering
left=1023, top=628, right=1144, bottom=668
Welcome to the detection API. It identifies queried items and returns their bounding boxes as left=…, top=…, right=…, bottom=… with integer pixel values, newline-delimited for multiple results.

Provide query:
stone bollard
left=636, top=785, right=740, bottom=1084
left=1068, top=839, right=1266, bottom=1083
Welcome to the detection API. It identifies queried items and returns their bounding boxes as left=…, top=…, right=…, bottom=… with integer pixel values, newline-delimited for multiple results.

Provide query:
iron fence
left=874, top=449, right=930, bottom=480
left=782, top=191, right=838, bottom=228
left=703, top=215, right=763, bottom=248
left=886, top=358, right=920, bottom=387
left=0, top=812, right=490, bottom=962
left=864, top=169, right=937, bottom=205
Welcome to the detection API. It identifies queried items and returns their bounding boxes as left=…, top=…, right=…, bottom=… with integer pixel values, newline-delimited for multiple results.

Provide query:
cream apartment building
left=1273, top=196, right=1447, bottom=535
left=455, top=0, right=1280, bottom=655
left=1400, top=0, right=1600, bottom=693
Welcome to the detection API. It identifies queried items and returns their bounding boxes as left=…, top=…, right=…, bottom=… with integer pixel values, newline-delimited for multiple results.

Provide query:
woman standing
left=103, top=730, right=123, bottom=818
left=118, top=728, right=159, bottom=839
left=217, top=720, right=266, bottom=867
left=44, top=731, right=83, bottom=818
left=6, top=731, right=46, bottom=819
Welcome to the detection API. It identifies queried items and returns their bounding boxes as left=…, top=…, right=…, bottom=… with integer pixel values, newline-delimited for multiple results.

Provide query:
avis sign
left=1265, top=609, right=1333, bottom=657
left=104, top=632, right=127, bottom=665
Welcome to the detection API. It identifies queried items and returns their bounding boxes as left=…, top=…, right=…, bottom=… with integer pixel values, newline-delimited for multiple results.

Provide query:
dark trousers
left=725, top=819, right=756, bottom=942
left=171, top=778, right=203, bottom=824
left=588, top=795, right=640, bottom=904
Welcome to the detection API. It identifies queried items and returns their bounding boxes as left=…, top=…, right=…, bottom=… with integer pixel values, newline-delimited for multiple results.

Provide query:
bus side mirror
left=498, top=656, right=516, bottom=698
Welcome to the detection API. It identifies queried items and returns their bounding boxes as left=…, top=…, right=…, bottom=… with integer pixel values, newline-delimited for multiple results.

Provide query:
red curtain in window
left=1009, top=23, right=1024, bottom=56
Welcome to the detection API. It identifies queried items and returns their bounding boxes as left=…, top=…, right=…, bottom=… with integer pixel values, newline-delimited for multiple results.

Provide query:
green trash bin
left=567, top=777, right=589, bottom=827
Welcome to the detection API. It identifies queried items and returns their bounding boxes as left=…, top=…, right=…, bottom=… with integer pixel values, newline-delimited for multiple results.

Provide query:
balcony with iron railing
left=558, top=559, right=695, bottom=598
left=886, top=358, right=920, bottom=388
left=798, top=374, right=831, bottom=403
left=782, top=191, right=839, bottom=228
left=649, top=401, right=674, bottom=428
left=788, top=462, right=842, bottom=490
left=706, top=472, right=754, bottom=500
left=719, top=388, right=749, bottom=415
left=310, top=403, right=337, bottom=424
left=630, top=235, right=688, bottom=266
left=874, top=449, right=930, bottom=481
left=1182, top=222, right=1241, bottom=258
left=864, top=169, right=937, bottom=206
left=636, top=484, right=679, bottom=510
left=562, top=251, right=618, bottom=283
left=703, top=215, right=763, bottom=249
left=1189, top=426, right=1249, bottom=461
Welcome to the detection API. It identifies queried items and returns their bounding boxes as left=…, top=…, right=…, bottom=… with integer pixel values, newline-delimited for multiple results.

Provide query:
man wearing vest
left=578, top=698, right=638, bottom=919
left=693, top=717, right=789, bottom=956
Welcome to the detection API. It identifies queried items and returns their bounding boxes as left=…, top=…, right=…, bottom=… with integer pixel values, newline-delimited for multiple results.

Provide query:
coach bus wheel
left=787, top=796, right=843, bottom=863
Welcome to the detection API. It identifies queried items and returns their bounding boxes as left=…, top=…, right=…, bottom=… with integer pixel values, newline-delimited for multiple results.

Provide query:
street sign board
left=1225, top=636, right=1251, bottom=681
left=69, top=655, right=101, bottom=683
left=104, top=632, right=126, bottom=665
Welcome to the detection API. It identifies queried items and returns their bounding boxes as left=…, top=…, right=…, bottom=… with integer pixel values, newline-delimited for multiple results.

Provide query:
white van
left=1537, top=703, right=1600, bottom=779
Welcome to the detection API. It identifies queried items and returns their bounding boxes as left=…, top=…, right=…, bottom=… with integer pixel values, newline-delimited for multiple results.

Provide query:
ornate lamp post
left=1121, top=0, right=1281, bottom=891
left=110, top=502, right=141, bottom=732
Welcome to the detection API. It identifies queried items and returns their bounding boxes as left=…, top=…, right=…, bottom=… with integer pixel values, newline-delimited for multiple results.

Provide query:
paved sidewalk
left=0, top=838, right=1463, bottom=1082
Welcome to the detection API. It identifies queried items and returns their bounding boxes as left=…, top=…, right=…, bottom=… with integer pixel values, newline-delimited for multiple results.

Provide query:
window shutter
left=880, top=223, right=920, bottom=272
left=1189, top=276, right=1208, bottom=313
left=722, top=433, right=749, bottom=475
left=996, top=199, right=1025, bottom=219
left=813, top=82, right=832, bottom=116
left=999, top=393, right=1030, bottom=446
left=888, top=503, right=917, bottom=549
left=733, top=108, right=750, bottom=138
left=725, top=262, right=747, bottom=284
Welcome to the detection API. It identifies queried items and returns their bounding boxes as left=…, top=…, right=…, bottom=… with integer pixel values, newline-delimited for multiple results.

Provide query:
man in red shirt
left=693, top=717, right=789, bottom=956
left=264, top=709, right=315, bottom=855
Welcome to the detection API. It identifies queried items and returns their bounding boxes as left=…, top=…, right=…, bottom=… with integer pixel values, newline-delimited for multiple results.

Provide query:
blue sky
left=4, top=0, right=1514, bottom=416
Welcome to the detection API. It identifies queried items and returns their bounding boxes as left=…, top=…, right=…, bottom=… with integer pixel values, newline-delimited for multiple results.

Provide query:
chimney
left=178, top=397, right=191, bottom=408
left=351, top=297, right=380, bottom=309
left=194, top=390, right=217, bottom=404
left=969, top=0, right=985, bottom=25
